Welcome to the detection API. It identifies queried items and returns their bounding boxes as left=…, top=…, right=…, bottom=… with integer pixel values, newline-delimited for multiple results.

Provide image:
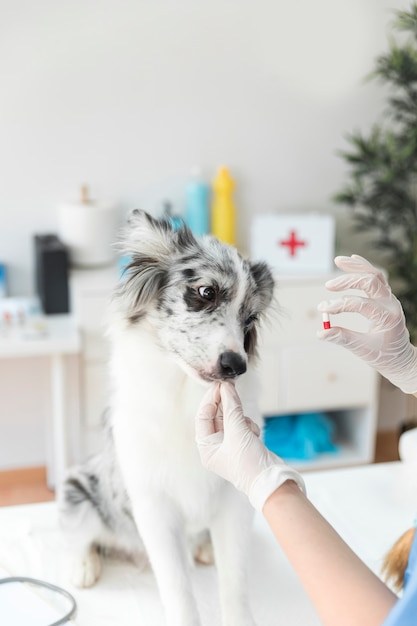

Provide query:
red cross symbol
left=279, top=230, right=307, bottom=256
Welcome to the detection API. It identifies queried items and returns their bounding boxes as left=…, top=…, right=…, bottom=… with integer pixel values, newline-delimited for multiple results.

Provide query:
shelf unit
left=69, top=266, right=118, bottom=459
left=257, top=273, right=380, bottom=469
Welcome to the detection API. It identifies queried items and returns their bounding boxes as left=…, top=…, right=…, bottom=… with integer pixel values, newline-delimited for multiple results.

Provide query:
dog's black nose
left=218, top=351, right=247, bottom=378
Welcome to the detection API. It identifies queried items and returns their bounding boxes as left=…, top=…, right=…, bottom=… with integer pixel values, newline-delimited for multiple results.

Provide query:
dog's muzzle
left=217, top=351, right=247, bottom=379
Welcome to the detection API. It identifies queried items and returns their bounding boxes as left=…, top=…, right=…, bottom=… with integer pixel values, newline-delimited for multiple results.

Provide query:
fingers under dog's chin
left=198, top=372, right=239, bottom=385
left=244, top=417, right=260, bottom=436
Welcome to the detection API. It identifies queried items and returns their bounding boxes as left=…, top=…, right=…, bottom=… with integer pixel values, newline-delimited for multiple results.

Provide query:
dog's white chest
left=109, top=322, right=260, bottom=526
left=113, top=410, right=221, bottom=526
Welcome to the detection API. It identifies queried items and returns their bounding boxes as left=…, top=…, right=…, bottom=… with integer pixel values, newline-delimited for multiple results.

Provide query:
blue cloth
left=382, top=529, right=417, bottom=625
left=263, top=412, right=339, bottom=461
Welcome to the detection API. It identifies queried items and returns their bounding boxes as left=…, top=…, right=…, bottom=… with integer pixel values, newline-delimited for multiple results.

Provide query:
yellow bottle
left=211, top=166, right=236, bottom=246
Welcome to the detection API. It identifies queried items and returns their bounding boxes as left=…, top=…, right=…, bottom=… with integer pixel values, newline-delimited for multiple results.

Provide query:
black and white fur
left=59, top=210, right=275, bottom=626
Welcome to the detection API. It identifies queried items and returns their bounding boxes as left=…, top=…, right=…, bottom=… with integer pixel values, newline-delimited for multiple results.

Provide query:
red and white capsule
left=322, top=312, right=331, bottom=330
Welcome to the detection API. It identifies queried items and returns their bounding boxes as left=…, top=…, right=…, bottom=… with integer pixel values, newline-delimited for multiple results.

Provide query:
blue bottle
left=185, top=169, right=210, bottom=236
left=0, top=263, right=6, bottom=297
left=163, top=201, right=183, bottom=231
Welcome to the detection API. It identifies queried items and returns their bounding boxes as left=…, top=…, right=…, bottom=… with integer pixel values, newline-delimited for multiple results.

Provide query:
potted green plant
left=334, top=2, right=417, bottom=340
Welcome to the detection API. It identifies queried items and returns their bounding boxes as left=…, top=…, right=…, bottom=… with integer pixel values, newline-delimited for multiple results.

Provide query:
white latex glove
left=317, top=254, right=417, bottom=394
left=195, top=381, right=305, bottom=512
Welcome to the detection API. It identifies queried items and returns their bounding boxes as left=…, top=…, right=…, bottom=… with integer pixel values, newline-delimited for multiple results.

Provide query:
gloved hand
left=195, top=382, right=305, bottom=511
left=317, top=254, right=417, bottom=394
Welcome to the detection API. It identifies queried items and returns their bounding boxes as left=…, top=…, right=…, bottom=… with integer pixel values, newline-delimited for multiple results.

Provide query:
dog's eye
left=244, top=314, right=258, bottom=329
left=198, top=286, right=216, bottom=301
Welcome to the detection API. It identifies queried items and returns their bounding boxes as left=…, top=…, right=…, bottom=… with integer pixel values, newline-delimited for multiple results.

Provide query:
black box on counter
left=34, top=234, right=69, bottom=314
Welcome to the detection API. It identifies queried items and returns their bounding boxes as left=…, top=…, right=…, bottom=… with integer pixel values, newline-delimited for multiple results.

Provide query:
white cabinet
left=69, top=266, right=119, bottom=459
left=257, top=274, right=379, bottom=470
left=70, top=269, right=379, bottom=469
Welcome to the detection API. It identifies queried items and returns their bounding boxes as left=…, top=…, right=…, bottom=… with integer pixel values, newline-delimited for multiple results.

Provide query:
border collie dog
left=59, top=209, right=275, bottom=626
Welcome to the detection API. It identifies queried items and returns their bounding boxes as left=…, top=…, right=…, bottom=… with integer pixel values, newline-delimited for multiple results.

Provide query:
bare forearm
left=263, top=481, right=397, bottom=626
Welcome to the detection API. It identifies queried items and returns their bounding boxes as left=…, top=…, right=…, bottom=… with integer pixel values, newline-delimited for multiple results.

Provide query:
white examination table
left=0, top=462, right=415, bottom=625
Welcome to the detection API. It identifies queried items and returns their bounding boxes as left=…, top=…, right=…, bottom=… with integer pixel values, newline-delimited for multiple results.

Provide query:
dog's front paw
left=71, top=548, right=102, bottom=588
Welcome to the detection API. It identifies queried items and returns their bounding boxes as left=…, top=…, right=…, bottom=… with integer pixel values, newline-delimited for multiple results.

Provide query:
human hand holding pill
left=317, top=254, right=417, bottom=394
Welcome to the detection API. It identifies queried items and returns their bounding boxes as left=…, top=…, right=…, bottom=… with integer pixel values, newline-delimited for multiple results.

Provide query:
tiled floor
left=0, top=431, right=401, bottom=507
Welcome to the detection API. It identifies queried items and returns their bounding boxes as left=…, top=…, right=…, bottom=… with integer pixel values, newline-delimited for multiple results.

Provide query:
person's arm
left=195, top=382, right=398, bottom=626
left=263, top=481, right=397, bottom=626
left=317, top=254, right=417, bottom=396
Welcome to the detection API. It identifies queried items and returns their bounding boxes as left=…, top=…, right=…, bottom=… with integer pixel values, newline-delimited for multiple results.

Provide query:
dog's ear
left=121, top=209, right=198, bottom=259
left=122, top=209, right=179, bottom=259
left=249, top=261, right=275, bottom=310
left=244, top=261, right=275, bottom=358
left=116, top=209, right=198, bottom=318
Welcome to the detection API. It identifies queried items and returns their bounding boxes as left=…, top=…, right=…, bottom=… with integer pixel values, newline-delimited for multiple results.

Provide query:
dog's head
left=115, top=209, right=275, bottom=384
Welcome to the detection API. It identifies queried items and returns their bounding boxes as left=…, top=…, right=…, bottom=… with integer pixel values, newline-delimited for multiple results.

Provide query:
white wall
left=0, top=0, right=411, bottom=469
left=1, top=0, right=407, bottom=295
